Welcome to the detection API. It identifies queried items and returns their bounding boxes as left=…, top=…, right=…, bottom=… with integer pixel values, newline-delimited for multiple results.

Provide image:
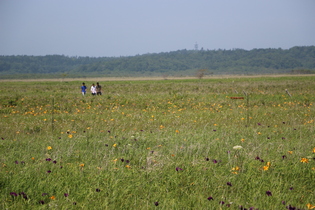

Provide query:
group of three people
left=81, top=82, right=102, bottom=96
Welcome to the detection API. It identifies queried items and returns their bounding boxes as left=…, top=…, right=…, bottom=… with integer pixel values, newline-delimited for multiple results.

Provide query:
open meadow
left=0, top=76, right=315, bottom=209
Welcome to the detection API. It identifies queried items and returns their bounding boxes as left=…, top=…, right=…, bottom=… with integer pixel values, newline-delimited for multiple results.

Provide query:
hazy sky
left=1, top=0, right=314, bottom=57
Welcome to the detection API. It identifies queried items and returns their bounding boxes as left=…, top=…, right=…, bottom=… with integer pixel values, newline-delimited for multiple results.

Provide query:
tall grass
left=1, top=76, right=315, bottom=209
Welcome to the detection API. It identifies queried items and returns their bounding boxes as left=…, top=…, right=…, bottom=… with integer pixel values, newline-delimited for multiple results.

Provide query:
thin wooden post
left=243, top=91, right=249, bottom=126
left=51, top=98, right=54, bottom=133
left=285, top=89, right=292, bottom=98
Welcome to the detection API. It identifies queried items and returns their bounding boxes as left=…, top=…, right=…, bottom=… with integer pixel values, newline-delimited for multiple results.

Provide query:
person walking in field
left=91, top=83, right=97, bottom=96
left=81, top=83, right=87, bottom=96
left=96, top=82, right=102, bottom=95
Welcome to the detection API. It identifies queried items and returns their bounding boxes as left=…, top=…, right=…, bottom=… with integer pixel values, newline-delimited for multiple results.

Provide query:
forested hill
left=1, top=46, right=315, bottom=79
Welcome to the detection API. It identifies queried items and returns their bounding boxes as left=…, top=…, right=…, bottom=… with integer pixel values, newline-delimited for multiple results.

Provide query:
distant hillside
left=1, top=46, right=315, bottom=79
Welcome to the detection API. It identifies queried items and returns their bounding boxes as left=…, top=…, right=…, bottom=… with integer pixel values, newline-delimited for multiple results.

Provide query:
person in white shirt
left=90, top=84, right=96, bottom=95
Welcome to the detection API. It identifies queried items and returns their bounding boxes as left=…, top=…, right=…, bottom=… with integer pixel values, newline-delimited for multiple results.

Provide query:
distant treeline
left=1, top=46, right=315, bottom=79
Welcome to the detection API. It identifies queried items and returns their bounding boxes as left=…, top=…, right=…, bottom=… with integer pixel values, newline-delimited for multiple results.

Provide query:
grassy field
left=0, top=76, right=315, bottom=209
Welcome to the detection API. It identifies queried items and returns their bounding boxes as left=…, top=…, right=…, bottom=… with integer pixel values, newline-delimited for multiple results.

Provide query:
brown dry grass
left=0, top=74, right=314, bottom=82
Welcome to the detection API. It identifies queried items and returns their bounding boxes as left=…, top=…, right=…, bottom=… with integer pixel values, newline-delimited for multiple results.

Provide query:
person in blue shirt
left=81, top=83, right=87, bottom=95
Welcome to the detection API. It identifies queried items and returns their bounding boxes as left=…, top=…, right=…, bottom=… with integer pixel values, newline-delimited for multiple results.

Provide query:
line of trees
left=1, top=46, right=314, bottom=79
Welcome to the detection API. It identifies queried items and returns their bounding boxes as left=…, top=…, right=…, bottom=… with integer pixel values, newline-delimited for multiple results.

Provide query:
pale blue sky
left=1, top=0, right=314, bottom=57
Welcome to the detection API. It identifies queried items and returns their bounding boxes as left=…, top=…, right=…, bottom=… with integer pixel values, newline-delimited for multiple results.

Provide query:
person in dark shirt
left=96, top=82, right=102, bottom=95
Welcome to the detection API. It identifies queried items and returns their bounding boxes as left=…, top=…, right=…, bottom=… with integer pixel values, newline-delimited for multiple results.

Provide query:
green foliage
left=1, top=46, right=315, bottom=79
left=0, top=76, right=315, bottom=209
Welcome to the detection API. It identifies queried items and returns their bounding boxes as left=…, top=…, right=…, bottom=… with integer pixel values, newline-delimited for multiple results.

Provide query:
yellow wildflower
left=31, top=157, right=35, bottom=160
left=288, top=151, right=293, bottom=154
left=47, top=146, right=52, bottom=150
left=68, top=134, right=73, bottom=138
left=125, top=165, right=131, bottom=168
left=301, top=158, right=309, bottom=163
left=307, top=203, right=315, bottom=209
left=113, top=143, right=117, bottom=147
left=313, top=147, right=315, bottom=153
left=79, top=163, right=85, bottom=167
left=263, top=166, right=269, bottom=171
left=50, top=196, right=56, bottom=200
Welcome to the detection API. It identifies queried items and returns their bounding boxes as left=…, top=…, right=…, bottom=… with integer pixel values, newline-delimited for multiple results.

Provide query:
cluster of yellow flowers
left=262, top=162, right=271, bottom=171
left=231, top=166, right=240, bottom=174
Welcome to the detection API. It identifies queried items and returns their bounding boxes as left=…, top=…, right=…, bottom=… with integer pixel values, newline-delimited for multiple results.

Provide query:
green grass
left=1, top=76, right=315, bottom=209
